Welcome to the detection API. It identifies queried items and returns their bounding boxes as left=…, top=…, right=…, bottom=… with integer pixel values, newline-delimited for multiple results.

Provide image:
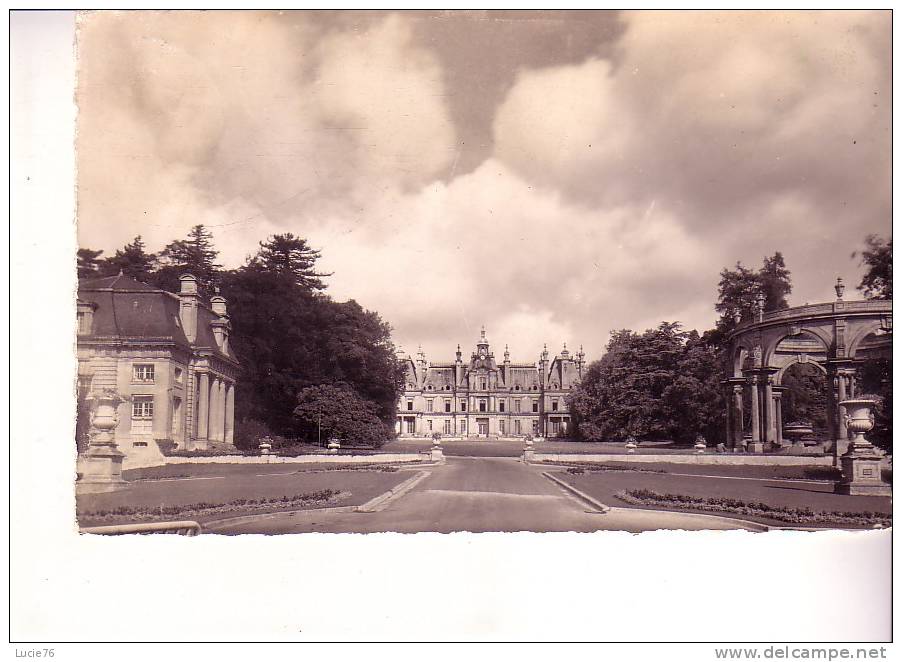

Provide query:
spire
left=541, top=343, right=549, bottom=362
left=561, top=341, right=570, bottom=358
left=504, top=344, right=510, bottom=362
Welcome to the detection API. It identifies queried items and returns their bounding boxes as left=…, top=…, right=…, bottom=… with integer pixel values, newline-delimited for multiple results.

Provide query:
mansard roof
left=77, top=274, right=237, bottom=362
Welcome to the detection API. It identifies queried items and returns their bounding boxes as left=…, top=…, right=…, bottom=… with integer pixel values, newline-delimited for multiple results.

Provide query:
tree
left=854, top=234, right=892, bottom=300
left=104, top=235, right=156, bottom=282
left=218, top=259, right=404, bottom=438
left=293, top=382, right=392, bottom=447
left=759, top=252, right=792, bottom=311
left=662, top=334, right=726, bottom=444
left=252, top=233, right=331, bottom=290
left=714, top=261, right=762, bottom=329
left=77, top=248, right=106, bottom=279
left=569, top=323, right=727, bottom=445
left=154, top=224, right=222, bottom=294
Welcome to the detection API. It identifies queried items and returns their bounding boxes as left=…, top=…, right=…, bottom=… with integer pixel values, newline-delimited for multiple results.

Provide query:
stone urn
left=783, top=421, right=815, bottom=447
left=327, top=438, right=341, bottom=455
left=625, top=436, right=638, bottom=454
left=258, top=436, right=273, bottom=455
left=694, top=434, right=707, bottom=454
left=834, top=397, right=890, bottom=496
left=76, top=389, right=128, bottom=494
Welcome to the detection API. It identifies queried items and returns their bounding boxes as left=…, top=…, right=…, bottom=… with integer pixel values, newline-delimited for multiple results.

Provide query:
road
left=210, top=456, right=756, bottom=534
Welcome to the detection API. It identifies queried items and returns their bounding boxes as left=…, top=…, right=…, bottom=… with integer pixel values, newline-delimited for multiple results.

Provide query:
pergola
left=723, top=280, right=891, bottom=462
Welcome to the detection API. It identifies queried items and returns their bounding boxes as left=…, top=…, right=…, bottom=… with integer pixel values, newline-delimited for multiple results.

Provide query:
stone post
left=732, top=382, right=745, bottom=450
left=834, top=398, right=890, bottom=496
left=76, top=389, right=128, bottom=494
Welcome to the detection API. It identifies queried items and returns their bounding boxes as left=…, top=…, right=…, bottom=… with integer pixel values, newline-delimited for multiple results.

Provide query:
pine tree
left=252, top=233, right=331, bottom=290
left=759, top=252, right=792, bottom=311
left=104, top=235, right=156, bottom=282
left=77, top=248, right=105, bottom=279
left=156, top=225, right=222, bottom=294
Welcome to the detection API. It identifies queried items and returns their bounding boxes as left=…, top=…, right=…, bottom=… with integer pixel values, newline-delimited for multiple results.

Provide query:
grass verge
left=615, top=488, right=891, bottom=528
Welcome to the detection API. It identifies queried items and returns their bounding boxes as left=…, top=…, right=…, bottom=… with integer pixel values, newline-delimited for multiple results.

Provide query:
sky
left=75, top=10, right=891, bottom=363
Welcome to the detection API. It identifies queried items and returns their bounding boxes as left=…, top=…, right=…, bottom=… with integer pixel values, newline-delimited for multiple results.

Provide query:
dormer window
left=76, top=300, right=96, bottom=335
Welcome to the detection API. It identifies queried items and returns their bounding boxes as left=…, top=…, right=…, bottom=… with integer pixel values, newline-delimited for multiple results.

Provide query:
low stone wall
left=529, top=453, right=837, bottom=466
left=162, top=452, right=429, bottom=466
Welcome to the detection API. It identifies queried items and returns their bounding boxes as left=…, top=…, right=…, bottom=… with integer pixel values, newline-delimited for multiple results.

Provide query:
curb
left=203, top=505, right=359, bottom=531
left=356, top=470, right=431, bottom=513
left=604, top=505, right=770, bottom=532
left=541, top=471, right=611, bottom=513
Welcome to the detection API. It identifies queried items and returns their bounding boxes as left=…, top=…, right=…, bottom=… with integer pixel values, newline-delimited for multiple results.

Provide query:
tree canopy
left=854, top=234, right=892, bottom=300
left=568, top=323, right=725, bottom=444
left=78, top=225, right=404, bottom=449
left=293, top=382, right=393, bottom=447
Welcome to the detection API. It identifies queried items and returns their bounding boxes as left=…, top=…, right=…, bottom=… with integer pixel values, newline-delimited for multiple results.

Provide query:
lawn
left=553, top=468, right=891, bottom=529
left=78, top=464, right=416, bottom=527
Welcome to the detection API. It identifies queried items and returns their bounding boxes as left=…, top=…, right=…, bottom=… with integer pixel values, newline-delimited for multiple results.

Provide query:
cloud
left=75, top=10, right=891, bottom=362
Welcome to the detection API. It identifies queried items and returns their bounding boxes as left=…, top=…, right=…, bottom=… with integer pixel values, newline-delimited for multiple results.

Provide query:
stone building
left=76, top=273, right=239, bottom=467
left=396, top=327, right=585, bottom=439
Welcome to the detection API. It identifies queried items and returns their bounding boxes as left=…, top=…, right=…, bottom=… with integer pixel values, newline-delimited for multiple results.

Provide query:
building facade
left=396, top=328, right=585, bottom=439
left=76, top=273, right=239, bottom=467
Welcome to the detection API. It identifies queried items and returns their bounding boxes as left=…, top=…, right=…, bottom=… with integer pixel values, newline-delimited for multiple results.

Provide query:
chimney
left=178, top=274, right=200, bottom=343
left=209, top=291, right=230, bottom=353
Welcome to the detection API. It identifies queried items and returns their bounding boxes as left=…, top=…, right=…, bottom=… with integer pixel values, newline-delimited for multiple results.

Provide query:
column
left=225, top=383, right=235, bottom=445
left=764, top=375, right=775, bottom=445
left=215, top=379, right=225, bottom=442
left=773, top=390, right=784, bottom=445
left=748, top=375, right=763, bottom=452
left=197, top=371, right=210, bottom=443
left=733, top=385, right=744, bottom=446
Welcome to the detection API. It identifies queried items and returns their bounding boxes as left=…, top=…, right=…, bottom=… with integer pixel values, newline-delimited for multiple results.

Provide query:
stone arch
left=775, top=357, right=827, bottom=386
left=847, top=319, right=888, bottom=358
left=762, top=324, right=832, bottom=366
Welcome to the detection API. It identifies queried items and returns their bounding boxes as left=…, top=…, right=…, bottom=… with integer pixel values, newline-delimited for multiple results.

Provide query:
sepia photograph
left=10, top=7, right=893, bottom=647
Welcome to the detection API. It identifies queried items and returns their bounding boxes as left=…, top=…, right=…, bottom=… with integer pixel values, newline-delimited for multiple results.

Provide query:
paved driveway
left=212, top=457, right=754, bottom=534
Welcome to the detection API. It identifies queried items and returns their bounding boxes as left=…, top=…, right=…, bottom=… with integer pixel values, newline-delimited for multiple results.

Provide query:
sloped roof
left=77, top=274, right=237, bottom=362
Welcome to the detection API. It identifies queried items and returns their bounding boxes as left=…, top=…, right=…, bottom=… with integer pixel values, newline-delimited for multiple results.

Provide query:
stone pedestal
left=835, top=453, right=890, bottom=496
left=833, top=398, right=891, bottom=497
left=746, top=441, right=765, bottom=453
left=431, top=446, right=445, bottom=462
left=75, top=390, right=128, bottom=495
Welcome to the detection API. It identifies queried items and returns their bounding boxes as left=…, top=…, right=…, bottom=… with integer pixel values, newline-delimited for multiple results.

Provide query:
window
left=532, top=399, right=539, bottom=413
left=480, top=379, right=487, bottom=390
left=132, top=396, right=153, bottom=435
left=532, top=420, right=539, bottom=434
left=515, top=420, right=521, bottom=435
left=515, top=399, right=521, bottom=413
left=552, top=399, right=559, bottom=412
left=406, top=418, right=416, bottom=434
left=174, top=367, right=184, bottom=384
left=171, top=397, right=182, bottom=435
left=499, top=400, right=505, bottom=413
left=515, top=385, right=520, bottom=391
left=77, top=312, right=90, bottom=335
left=426, top=399, right=434, bottom=412
left=459, top=420, right=467, bottom=435
left=407, top=400, right=414, bottom=411
left=461, top=400, right=466, bottom=412
left=133, top=364, right=155, bottom=383
left=479, top=399, right=487, bottom=412
left=443, top=420, right=451, bottom=434
left=444, top=399, right=451, bottom=413
left=499, top=420, right=506, bottom=435
left=427, top=419, right=433, bottom=431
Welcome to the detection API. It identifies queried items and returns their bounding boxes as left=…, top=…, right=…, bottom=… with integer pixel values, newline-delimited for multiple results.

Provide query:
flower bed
left=614, top=488, right=891, bottom=528
left=542, top=461, right=665, bottom=475
left=78, top=489, right=344, bottom=524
